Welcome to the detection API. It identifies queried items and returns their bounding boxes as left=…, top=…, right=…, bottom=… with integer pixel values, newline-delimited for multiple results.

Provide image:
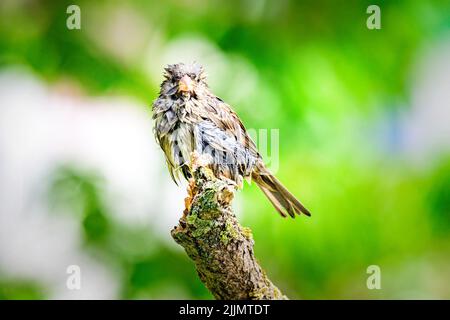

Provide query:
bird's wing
left=197, top=94, right=260, bottom=159
left=190, top=94, right=262, bottom=183
left=153, top=97, right=194, bottom=183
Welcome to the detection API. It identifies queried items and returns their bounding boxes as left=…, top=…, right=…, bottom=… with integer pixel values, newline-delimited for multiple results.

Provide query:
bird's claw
left=190, top=151, right=213, bottom=170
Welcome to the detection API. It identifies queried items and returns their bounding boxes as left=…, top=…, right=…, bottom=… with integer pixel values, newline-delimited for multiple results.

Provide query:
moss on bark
left=171, top=167, right=288, bottom=300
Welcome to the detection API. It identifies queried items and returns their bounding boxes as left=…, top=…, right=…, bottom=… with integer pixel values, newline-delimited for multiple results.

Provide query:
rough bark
left=171, top=166, right=287, bottom=300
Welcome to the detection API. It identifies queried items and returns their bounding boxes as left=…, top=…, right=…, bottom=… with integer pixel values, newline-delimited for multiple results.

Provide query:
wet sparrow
left=152, top=63, right=310, bottom=218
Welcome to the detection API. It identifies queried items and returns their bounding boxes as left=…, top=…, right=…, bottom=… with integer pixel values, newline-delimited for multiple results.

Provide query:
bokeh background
left=0, top=0, right=449, bottom=299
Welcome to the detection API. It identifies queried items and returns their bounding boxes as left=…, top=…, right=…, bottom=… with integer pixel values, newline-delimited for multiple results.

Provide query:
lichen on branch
left=171, top=167, right=287, bottom=300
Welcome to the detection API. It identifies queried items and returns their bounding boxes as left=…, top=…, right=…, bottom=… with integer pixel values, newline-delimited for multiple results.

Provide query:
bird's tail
left=252, top=163, right=311, bottom=218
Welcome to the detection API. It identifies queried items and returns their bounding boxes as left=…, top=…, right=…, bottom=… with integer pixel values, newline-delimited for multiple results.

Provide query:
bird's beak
left=178, top=75, right=194, bottom=93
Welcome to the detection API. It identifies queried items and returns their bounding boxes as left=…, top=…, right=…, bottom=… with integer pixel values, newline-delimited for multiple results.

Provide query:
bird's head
left=160, top=62, right=207, bottom=99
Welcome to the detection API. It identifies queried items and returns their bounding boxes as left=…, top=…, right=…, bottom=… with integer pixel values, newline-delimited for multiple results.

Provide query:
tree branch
left=171, top=167, right=288, bottom=300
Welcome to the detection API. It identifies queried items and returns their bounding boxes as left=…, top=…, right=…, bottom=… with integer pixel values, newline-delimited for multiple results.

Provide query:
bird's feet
left=220, top=175, right=243, bottom=190
left=190, top=151, right=213, bottom=171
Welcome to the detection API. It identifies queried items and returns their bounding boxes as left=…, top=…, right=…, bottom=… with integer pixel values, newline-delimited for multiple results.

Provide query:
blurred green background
left=0, top=0, right=449, bottom=299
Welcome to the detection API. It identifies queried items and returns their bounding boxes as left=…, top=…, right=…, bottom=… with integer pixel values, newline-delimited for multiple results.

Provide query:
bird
left=152, top=62, right=310, bottom=218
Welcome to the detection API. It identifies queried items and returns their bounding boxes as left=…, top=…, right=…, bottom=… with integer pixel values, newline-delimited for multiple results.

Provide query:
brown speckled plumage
left=152, top=63, right=310, bottom=218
